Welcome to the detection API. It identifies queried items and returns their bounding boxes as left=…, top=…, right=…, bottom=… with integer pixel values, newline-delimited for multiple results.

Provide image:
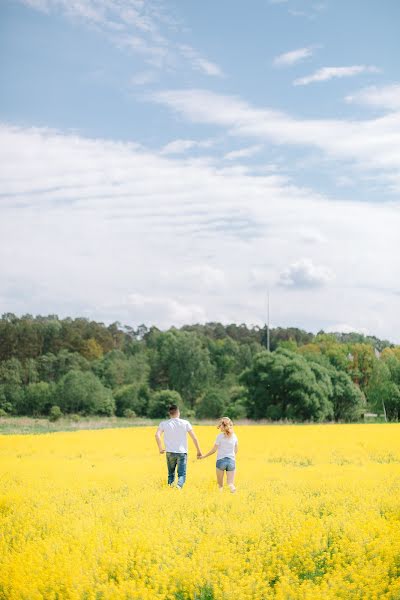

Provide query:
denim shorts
left=216, top=457, right=236, bottom=471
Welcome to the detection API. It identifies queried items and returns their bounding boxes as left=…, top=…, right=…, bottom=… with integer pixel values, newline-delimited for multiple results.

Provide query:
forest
left=0, top=314, right=399, bottom=422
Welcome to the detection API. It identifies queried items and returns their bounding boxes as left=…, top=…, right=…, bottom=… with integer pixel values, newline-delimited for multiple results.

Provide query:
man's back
left=159, top=418, right=192, bottom=453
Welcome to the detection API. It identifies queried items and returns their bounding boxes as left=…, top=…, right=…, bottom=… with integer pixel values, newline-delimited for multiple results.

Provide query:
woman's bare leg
left=216, top=468, right=224, bottom=489
left=227, top=469, right=236, bottom=492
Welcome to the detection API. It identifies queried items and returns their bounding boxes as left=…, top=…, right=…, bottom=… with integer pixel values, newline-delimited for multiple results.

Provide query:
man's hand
left=159, top=449, right=166, bottom=454
left=197, top=452, right=203, bottom=459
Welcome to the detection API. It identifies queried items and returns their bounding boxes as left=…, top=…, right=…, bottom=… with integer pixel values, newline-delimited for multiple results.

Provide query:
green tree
left=150, top=331, right=215, bottom=407
left=329, top=370, right=365, bottom=422
left=95, top=350, right=150, bottom=390
left=21, top=382, right=55, bottom=416
left=147, top=390, right=183, bottom=419
left=113, top=383, right=150, bottom=417
left=367, top=360, right=400, bottom=421
left=57, top=371, right=115, bottom=416
left=241, top=349, right=334, bottom=422
left=195, top=389, right=226, bottom=419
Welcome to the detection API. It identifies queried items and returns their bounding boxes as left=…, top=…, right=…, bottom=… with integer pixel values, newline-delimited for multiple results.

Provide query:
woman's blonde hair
left=218, top=416, right=234, bottom=437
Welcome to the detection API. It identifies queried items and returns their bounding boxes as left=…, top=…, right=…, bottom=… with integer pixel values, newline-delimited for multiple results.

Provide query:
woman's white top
left=215, top=432, right=238, bottom=460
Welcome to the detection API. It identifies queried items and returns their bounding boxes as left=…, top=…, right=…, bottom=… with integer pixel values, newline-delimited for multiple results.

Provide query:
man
left=155, top=404, right=202, bottom=489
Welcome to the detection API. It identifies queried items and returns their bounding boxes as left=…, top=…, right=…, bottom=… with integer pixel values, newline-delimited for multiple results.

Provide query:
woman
left=199, top=417, right=238, bottom=492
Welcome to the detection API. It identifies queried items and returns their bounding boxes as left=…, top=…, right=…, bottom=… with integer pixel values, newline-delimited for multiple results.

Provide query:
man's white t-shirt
left=215, top=432, right=238, bottom=460
left=159, top=418, right=193, bottom=453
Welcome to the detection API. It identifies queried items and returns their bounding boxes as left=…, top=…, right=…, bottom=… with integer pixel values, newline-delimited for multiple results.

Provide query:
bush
left=49, top=405, right=63, bottom=422
left=0, top=408, right=8, bottom=417
left=69, top=413, right=81, bottom=423
left=148, top=390, right=183, bottom=419
left=123, top=408, right=137, bottom=418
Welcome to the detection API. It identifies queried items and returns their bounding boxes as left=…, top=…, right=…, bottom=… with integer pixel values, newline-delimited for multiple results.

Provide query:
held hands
left=159, top=449, right=166, bottom=454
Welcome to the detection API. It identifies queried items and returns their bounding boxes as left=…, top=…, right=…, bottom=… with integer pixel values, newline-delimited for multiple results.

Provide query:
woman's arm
left=199, top=444, right=218, bottom=459
left=235, top=441, right=238, bottom=455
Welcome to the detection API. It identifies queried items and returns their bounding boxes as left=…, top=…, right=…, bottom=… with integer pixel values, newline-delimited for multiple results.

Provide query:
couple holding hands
left=155, top=404, right=238, bottom=493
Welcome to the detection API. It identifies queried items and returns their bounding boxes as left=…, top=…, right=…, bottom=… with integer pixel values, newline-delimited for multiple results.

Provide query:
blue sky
left=1, top=0, right=400, bottom=341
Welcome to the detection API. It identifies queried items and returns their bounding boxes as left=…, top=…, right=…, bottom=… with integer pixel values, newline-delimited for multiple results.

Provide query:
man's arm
left=155, top=427, right=165, bottom=454
left=188, top=429, right=202, bottom=457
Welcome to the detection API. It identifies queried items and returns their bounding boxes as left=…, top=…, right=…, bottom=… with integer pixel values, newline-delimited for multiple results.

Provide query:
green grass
left=0, top=415, right=389, bottom=435
left=0, top=416, right=160, bottom=435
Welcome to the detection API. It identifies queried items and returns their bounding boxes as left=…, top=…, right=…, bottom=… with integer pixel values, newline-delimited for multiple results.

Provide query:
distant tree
left=55, top=350, right=90, bottom=380
left=195, top=389, right=226, bottom=419
left=346, top=343, right=375, bottom=390
left=81, top=338, right=104, bottom=361
left=95, top=350, right=150, bottom=389
left=329, top=370, right=366, bottom=422
left=20, top=382, right=55, bottom=416
left=147, top=390, right=183, bottom=419
left=241, top=349, right=334, bottom=422
left=150, top=331, right=215, bottom=407
left=37, top=353, right=58, bottom=382
left=223, top=385, right=248, bottom=420
left=367, top=360, right=400, bottom=421
left=57, top=371, right=115, bottom=416
left=113, top=383, right=150, bottom=417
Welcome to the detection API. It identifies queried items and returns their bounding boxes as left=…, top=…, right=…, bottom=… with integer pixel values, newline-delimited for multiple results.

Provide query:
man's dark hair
left=169, top=404, right=179, bottom=415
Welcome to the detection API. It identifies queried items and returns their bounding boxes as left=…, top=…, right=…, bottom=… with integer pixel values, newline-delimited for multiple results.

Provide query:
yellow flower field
left=1, top=424, right=400, bottom=600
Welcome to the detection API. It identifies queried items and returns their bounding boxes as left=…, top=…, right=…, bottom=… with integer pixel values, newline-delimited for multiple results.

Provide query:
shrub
left=49, top=405, right=62, bottom=422
left=123, top=408, right=137, bottom=418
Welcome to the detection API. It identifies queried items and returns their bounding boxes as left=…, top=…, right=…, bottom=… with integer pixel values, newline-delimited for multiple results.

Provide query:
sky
left=1, top=0, right=399, bottom=342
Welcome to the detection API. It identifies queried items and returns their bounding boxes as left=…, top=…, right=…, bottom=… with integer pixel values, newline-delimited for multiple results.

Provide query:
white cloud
left=273, top=47, right=315, bottom=67
left=178, top=45, right=224, bottom=77
left=325, top=323, right=369, bottom=335
left=127, top=294, right=207, bottom=326
left=130, top=71, right=158, bottom=86
left=278, top=259, right=334, bottom=288
left=1, top=124, right=400, bottom=339
left=224, top=145, right=263, bottom=160
left=18, top=0, right=223, bottom=77
left=346, top=84, right=400, bottom=111
left=160, top=138, right=214, bottom=155
left=152, top=88, right=400, bottom=192
left=294, top=65, right=380, bottom=86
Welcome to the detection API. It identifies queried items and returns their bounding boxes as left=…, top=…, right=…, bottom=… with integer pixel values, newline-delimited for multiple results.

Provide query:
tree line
left=0, top=314, right=399, bottom=422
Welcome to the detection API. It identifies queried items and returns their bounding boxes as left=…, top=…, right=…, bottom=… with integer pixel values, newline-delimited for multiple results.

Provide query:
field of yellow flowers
left=1, top=424, right=400, bottom=600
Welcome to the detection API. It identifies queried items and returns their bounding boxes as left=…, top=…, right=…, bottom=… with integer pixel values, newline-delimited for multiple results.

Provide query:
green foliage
left=149, top=331, right=215, bottom=406
left=367, top=359, right=400, bottom=421
left=123, top=408, right=137, bottom=418
left=21, top=382, right=55, bottom=416
left=241, top=349, right=335, bottom=422
left=94, top=350, right=150, bottom=390
left=1, top=314, right=398, bottom=421
left=49, top=405, right=63, bottom=422
left=113, top=383, right=150, bottom=417
left=57, top=371, right=115, bottom=416
left=147, top=390, right=183, bottom=419
left=329, top=369, right=366, bottom=422
left=195, top=390, right=225, bottom=419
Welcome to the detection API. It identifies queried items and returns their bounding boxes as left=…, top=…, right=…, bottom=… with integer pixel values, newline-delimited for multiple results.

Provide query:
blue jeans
left=166, top=452, right=187, bottom=487
left=216, top=457, right=236, bottom=471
